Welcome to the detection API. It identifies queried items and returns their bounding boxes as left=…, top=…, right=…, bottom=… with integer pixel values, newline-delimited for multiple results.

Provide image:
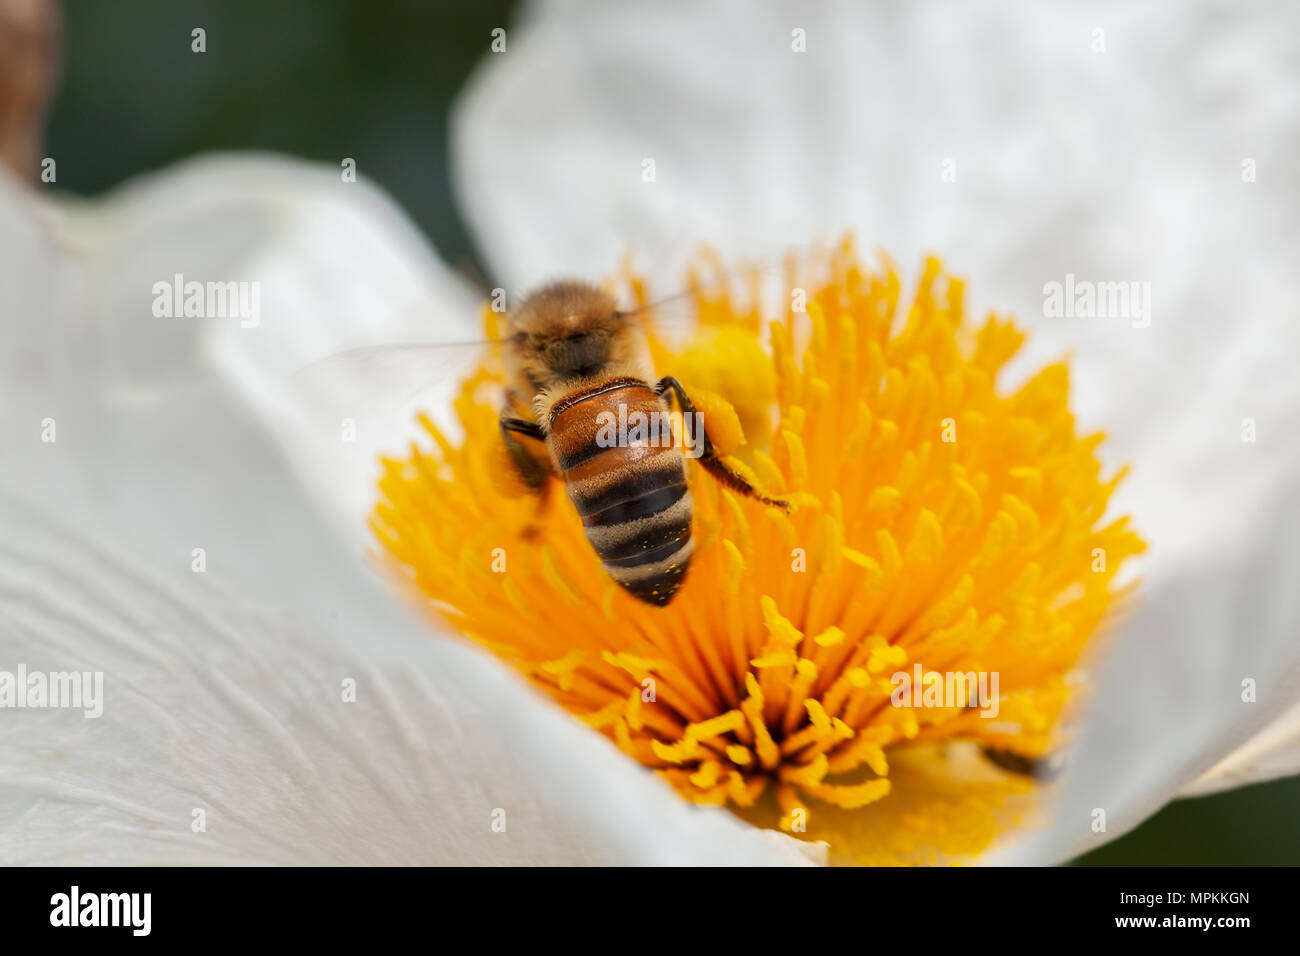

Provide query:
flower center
left=371, top=240, right=1144, bottom=864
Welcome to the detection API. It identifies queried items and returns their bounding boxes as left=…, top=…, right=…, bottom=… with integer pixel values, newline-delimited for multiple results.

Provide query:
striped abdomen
left=548, top=377, right=692, bottom=606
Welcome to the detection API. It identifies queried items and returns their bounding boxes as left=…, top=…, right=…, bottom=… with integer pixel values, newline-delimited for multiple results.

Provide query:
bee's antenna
left=619, top=262, right=784, bottom=318
left=290, top=338, right=500, bottom=379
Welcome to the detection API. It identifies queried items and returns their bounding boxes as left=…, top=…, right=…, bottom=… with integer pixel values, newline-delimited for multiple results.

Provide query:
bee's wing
left=615, top=259, right=798, bottom=348
left=212, top=333, right=503, bottom=542
left=290, top=340, right=501, bottom=430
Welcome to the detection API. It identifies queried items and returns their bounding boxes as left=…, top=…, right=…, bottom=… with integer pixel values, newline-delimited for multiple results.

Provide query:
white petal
left=0, top=496, right=816, bottom=865
left=1184, top=698, right=1300, bottom=797
left=0, top=161, right=807, bottom=865
left=65, top=152, right=485, bottom=541
left=455, top=0, right=1300, bottom=858
left=991, top=491, right=1300, bottom=864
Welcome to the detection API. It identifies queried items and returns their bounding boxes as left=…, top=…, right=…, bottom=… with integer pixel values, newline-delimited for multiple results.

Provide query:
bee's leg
left=500, top=417, right=552, bottom=489
left=982, top=747, right=1065, bottom=781
left=500, top=417, right=556, bottom=538
left=653, top=376, right=790, bottom=512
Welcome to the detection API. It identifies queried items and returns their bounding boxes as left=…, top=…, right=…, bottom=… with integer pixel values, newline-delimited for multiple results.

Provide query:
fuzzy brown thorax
left=503, top=280, right=652, bottom=419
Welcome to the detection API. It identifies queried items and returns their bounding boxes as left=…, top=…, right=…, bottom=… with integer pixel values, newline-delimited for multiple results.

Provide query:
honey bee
left=497, top=280, right=788, bottom=606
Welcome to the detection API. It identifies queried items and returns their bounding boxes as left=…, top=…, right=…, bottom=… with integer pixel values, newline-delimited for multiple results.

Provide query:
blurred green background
left=43, top=0, right=1299, bottom=865
left=48, top=0, right=506, bottom=273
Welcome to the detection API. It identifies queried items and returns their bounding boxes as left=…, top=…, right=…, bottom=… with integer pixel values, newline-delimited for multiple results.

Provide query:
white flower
left=0, top=160, right=813, bottom=866
left=2, top=0, right=1297, bottom=865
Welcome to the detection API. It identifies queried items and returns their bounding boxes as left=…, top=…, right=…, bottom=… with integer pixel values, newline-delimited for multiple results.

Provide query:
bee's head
left=506, top=281, right=627, bottom=386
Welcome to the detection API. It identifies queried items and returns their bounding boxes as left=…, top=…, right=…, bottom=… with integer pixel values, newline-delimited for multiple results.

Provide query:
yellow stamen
left=370, top=241, right=1145, bottom=865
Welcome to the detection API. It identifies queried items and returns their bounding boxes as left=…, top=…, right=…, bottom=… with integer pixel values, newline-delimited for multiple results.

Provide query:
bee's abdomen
left=549, top=378, right=693, bottom=606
